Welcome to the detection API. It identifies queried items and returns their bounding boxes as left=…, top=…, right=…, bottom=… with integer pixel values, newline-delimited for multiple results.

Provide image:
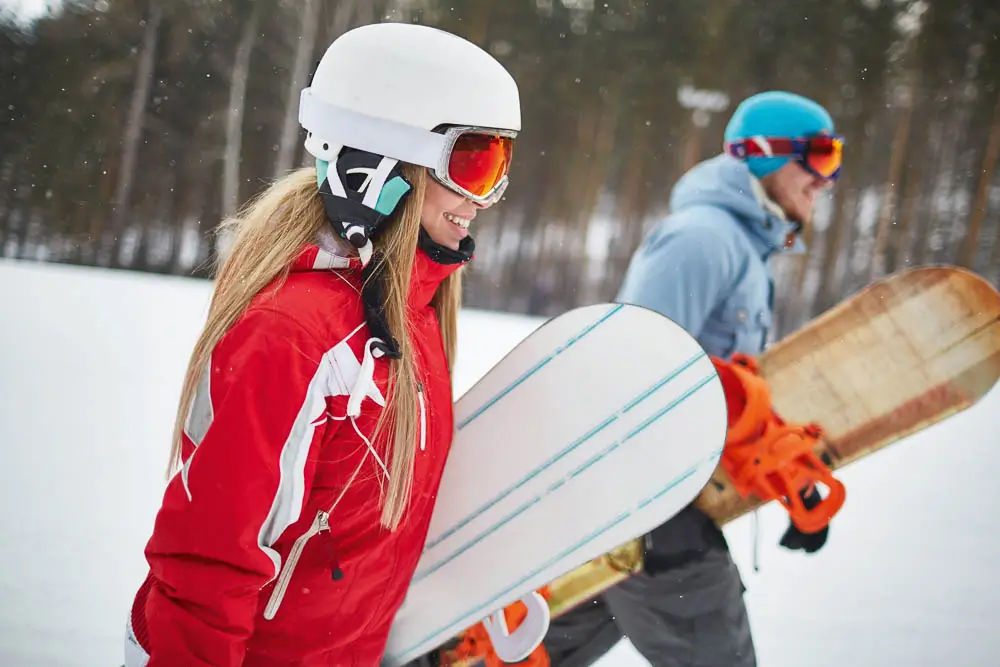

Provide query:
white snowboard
left=382, top=303, right=728, bottom=665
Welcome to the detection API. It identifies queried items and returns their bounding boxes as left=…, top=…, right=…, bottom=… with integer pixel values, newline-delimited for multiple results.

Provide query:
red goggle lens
left=447, top=132, right=514, bottom=197
left=805, top=135, right=843, bottom=179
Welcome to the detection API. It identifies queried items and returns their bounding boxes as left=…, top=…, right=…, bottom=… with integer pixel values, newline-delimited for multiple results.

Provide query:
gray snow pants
left=542, top=504, right=756, bottom=667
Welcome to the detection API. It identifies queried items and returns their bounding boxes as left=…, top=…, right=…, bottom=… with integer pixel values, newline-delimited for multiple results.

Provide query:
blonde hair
left=168, top=164, right=462, bottom=530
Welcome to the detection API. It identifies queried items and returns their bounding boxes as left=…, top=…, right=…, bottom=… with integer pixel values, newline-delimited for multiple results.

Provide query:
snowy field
left=1, top=257, right=998, bottom=667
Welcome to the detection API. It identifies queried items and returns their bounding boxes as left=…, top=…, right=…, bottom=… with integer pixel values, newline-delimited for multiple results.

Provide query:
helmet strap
left=317, top=148, right=412, bottom=268
left=316, top=148, right=413, bottom=358
left=360, top=252, right=401, bottom=359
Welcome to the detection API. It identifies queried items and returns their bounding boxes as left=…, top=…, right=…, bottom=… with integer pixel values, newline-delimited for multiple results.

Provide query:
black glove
left=778, top=485, right=829, bottom=553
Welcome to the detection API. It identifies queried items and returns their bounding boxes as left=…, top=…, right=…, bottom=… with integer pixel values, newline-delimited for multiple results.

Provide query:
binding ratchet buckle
left=713, top=353, right=846, bottom=534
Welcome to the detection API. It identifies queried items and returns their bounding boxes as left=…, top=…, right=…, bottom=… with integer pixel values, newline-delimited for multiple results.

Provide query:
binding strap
left=713, top=353, right=846, bottom=534
left=449, top=586, right=553, bottom=667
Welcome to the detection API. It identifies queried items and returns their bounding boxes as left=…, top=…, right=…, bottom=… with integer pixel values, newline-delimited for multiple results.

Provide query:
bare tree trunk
left=887, top=156, right=922, bottom=272
left=463, top=0, right=495, bottom=46
left=273, top=0, right=323, bottom=178
left=914, top=115, right=948, bottom=266
left=815, top=172, right=853, bottom=314
left=510, top=167, right=563, bottom=312
left=577, top=88, right=620, bottom=303
left=556, top=88, right=620, bottom=307
left=930, top=98, right=971, bottom=264
left=680, top=116, right=703, bottom=173
left=605, top=111, right=652, bottom=290
left=957, top=93, right=1000, bottom=269
left=150, top=146, right=179, bottom=271
left=219, top=0, right=263, bottom=257
left=0, top=152, right=19, bottom=255
left=869, top=100, right=912, bottom=280
left=501, top=193, right=547, bottom=310
left=108, top=0, right=163, bottom=267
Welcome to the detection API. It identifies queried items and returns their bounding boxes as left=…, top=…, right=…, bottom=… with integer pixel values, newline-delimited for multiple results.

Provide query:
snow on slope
left=0, top=258, right=998, bottom=667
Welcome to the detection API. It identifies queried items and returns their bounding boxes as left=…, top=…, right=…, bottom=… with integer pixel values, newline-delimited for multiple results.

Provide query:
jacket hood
left=668, top=154, right=806, bottom=257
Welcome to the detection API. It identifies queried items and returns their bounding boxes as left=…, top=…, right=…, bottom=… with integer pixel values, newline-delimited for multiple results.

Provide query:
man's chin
left=787, top=208, right=811, bottom=229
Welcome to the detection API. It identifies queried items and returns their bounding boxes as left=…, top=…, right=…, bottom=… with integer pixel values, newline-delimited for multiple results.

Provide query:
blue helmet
left=723, top=91, right=835, bottom=179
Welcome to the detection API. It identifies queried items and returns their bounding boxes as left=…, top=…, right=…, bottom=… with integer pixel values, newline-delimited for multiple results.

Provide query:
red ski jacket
left=127, top=238, right=463, bottom=666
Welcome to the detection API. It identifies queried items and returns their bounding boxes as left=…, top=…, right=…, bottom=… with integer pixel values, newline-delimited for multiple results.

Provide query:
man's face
left=762, top=161, right=832, bottom=226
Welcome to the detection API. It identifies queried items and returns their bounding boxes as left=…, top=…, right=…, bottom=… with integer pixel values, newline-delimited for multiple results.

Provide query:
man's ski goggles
left=724, top=133, right=844, bottom=181
left=429, top=125, right=516, bottom=207
left=298, top=88, right=518, bottom=207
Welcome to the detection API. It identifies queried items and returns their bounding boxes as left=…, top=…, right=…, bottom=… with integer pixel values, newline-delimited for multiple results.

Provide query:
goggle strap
left=726, top=138, right=799, bottom=159
left=302, top=88, right=516, bottom=204
left=300, top=88, right=445, bottom=170
left=727, top=136, right=841, bottom=158
left=750, top=135, right=776, bottom=156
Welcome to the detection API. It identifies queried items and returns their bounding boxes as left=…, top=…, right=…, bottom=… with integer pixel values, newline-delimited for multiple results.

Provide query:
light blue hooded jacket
left=617, top=153, right=804, bottom=360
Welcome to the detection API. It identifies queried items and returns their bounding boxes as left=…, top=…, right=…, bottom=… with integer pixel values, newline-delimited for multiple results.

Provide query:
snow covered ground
left=1, top=257, right=998, bottom=667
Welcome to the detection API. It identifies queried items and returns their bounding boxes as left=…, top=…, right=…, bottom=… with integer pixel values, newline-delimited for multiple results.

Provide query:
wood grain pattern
left=696, top=265, right=1000, bottom=523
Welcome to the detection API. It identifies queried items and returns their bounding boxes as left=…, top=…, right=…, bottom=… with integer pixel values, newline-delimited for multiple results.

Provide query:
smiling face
left=761, top=160, right=832, bottom=226
left=419, top=175, right=483, bottom=250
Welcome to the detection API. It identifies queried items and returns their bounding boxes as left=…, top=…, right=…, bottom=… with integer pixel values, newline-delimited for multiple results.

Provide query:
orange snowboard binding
left=712, top=353, right=845, bottom=534
left=445, top=586, right=553, bottom=667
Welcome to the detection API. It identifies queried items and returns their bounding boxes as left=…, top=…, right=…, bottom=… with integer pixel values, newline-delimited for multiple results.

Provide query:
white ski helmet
left=298, top=22, right=521, bottom=207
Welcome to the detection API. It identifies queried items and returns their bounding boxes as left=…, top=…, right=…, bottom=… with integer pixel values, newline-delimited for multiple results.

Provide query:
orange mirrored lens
left=807, top=137, right=842, bottom=178
left=448, top=133, right=513, bottom=197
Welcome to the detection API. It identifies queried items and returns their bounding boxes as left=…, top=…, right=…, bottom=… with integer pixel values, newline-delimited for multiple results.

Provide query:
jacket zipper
left=263, top=508, right=342, bottom=620
left=262, top=378, right=425, bottom=620
left=417, top=381, right=427, bottom=451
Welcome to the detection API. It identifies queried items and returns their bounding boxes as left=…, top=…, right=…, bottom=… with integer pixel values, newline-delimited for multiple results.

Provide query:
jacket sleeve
left=616, top=215, right=739, bottom=338
left=142, top=308, right=335, bottom=667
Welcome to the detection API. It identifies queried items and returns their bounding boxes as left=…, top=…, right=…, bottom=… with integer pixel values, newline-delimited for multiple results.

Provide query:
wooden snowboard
left=536, top=265, right=1000, bottom=621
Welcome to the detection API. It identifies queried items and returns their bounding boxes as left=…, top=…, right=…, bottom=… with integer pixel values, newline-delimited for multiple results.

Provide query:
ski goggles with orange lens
left=724, top=133, right=844, bottom=181
left=430, top=126, right=516, bottom=206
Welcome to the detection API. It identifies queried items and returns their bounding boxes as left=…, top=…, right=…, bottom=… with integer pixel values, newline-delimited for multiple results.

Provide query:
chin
left=789, top=205, right=812, bottom=226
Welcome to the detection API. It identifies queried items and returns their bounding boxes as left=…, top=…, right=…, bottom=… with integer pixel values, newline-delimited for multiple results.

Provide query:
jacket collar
left=289, top=228, right=462, bottom=310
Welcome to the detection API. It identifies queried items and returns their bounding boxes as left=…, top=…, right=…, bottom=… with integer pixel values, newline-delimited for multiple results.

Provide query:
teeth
left=444, top=212, right=471, bottom=229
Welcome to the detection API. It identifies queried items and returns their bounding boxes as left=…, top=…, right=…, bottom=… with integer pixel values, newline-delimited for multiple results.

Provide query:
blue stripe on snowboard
left=415, top=371, right=714, bottom=582
left=456, top=303, right=624, bottom=431
left=423, top=350, right=706, bottom=554
left=395, top=446, right=725, bottom=661
left=413, top=372, right=715, bottom=583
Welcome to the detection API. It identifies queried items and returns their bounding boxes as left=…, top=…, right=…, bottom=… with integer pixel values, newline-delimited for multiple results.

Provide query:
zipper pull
left=416, top=381, right=427, bottom=452
left=317, top=511, right=344, bottom=581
